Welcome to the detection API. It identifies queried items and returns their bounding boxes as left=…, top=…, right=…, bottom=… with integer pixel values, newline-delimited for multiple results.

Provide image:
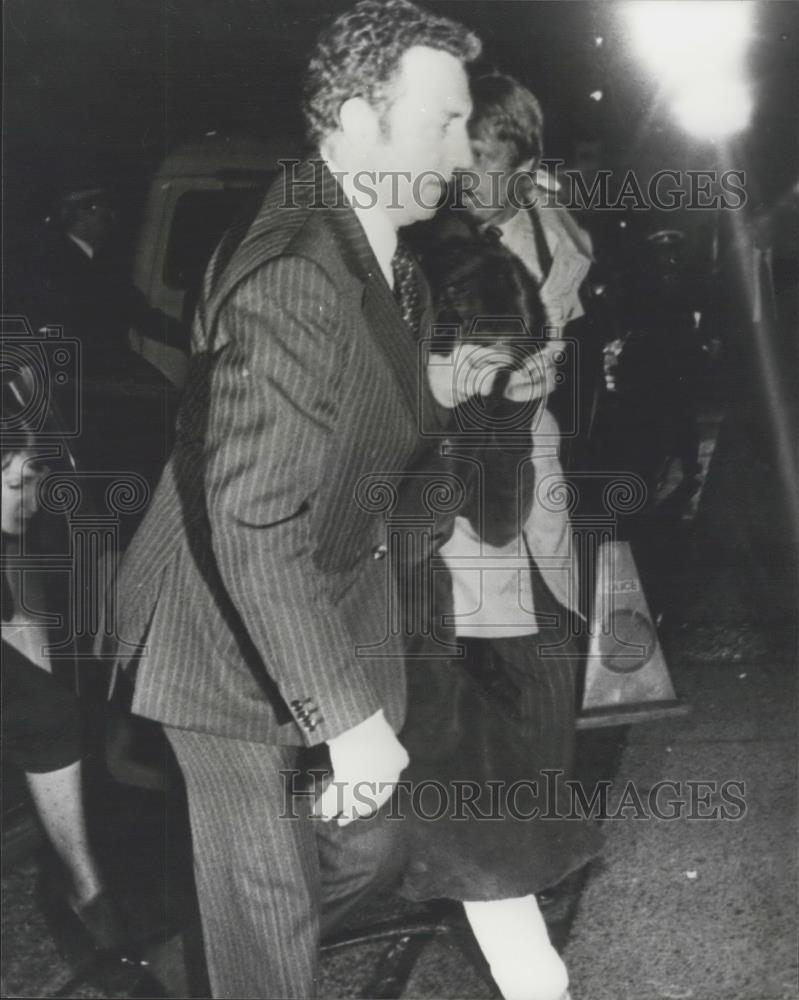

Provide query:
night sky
left=4, top=1, right=798, bottom=251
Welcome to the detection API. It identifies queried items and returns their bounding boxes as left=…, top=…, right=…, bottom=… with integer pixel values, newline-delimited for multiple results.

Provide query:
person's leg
left=25, top=760, right=104, bottom=906
left=317, top=791, right=407, bottom=939
left=3, top=649, right=104, bottom=906
left=3, top=651, right=137, bottom=952
left=463, top=895, right=570, bottom=1000
left=166, top=726, right=325, bottom=1000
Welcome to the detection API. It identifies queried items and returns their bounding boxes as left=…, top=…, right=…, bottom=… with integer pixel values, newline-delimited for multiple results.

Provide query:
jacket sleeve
left=203, top=255, right=382, bottom=744
left=521, top=409, right=583, bottom=618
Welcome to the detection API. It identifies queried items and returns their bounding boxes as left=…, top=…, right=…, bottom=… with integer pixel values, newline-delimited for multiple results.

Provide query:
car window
left=163, top=185, right=269, bottom=291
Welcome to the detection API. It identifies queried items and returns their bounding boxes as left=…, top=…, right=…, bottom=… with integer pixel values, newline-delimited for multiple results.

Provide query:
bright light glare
left=671, top=80, right=753, bottom=139
left=624, top=1, right=754, bottom=138
left=626, top=1, right=752, bottom=83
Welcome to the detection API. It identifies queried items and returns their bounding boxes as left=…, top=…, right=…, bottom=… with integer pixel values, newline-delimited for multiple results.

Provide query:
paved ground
left=562, top=407, right=798, bottom=1000
left=2, top=400, right=797, bottom=999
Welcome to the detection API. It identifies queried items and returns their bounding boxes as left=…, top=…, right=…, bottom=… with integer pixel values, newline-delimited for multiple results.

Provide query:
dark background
left=4, top=1, right=797, bottom=240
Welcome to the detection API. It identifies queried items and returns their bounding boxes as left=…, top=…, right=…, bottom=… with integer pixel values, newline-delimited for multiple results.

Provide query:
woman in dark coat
left=1, top=411, right=149, bottom=968
left=399, top=75, right=601, bottom=1000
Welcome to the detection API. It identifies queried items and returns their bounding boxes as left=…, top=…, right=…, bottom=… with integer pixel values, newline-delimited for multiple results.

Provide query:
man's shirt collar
left=320, top=151, right=397, bottom=290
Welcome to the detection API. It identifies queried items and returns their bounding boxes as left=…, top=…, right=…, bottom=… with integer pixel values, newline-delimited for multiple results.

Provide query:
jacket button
left=372, top=544, right=388, bottom=560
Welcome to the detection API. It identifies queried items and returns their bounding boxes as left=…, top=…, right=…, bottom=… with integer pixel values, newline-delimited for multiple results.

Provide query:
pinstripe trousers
left=165, top=727, right=407, bottom=999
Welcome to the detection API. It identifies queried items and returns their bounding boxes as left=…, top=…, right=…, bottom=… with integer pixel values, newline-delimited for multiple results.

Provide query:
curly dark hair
left=303, top=0, right=481, bottom=146
left=469, top=73, right=544, bottom=169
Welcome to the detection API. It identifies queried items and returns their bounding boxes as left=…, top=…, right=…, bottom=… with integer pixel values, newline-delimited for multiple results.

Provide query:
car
left=129, top=132, right=299, bottom=388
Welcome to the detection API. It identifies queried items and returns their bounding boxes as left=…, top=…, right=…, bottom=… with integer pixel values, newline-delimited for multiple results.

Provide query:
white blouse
left=439, top=408, right=579, bottom=638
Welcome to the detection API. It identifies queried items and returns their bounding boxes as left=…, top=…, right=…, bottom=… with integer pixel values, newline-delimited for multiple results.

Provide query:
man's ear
left=339, top=97, right=381, bottom=147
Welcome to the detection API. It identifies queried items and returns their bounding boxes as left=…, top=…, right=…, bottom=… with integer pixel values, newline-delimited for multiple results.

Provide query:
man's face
left=460, top=137, right=525, bottom=227
left=371, top=46, right=472, bottom=226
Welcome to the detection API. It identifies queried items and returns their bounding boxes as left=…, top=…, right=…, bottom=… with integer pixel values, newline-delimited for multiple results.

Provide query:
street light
left=623, top=0, right=754, bottom=139
left=671, top=79, right=753, bottom=141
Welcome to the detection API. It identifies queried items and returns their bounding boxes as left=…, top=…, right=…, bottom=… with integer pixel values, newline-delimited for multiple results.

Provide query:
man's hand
left=427, top=343, right=517, bottom=409
left=314, top=710, right=409, bottom=827
left=502, top=341, right=564, bottom=404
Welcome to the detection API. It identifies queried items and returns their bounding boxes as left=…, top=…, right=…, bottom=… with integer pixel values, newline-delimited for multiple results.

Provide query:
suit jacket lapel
left=203, top=157, right=426, bottom=423
left=323, top=174, right=423, bottom=423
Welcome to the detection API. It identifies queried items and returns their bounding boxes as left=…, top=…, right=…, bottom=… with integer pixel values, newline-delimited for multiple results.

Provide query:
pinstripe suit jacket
left=112, top=160, right=442, bottom=746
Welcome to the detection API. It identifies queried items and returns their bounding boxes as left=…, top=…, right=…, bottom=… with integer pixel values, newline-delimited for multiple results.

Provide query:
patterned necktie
left=529, top=208, right=554, bottom=281
left=391, top=237, right=423, bottom=339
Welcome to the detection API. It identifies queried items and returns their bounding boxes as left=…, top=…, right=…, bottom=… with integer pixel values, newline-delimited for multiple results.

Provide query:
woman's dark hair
left=2, top=431, right=38, bottom=622
left=427, top=235, right=546, bottom=347
left=1, top=420, right=55, bottom=621
left=469, top=73, right=544, bottom=169
left=2, top=381, right=39, bottom=469
left=424, top=235, right=545, bottom=546
left=2, top=380, right=42, bottom=469
left=2, top=435, right=39, bottom=470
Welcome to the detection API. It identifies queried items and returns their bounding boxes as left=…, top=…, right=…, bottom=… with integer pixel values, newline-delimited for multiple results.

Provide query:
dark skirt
left=397, top=566, right=602, bottom=902
left=1, top=641, right=83, bottom=774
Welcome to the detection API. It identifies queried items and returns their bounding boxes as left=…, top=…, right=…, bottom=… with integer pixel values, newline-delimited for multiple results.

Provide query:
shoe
left=69, top=890, right=152, bottom=969
left=70, top=890, right=127, bottom=951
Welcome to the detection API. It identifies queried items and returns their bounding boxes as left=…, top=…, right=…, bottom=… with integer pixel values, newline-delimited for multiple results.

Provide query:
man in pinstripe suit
left=109, top=2, right=488, bottom=996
